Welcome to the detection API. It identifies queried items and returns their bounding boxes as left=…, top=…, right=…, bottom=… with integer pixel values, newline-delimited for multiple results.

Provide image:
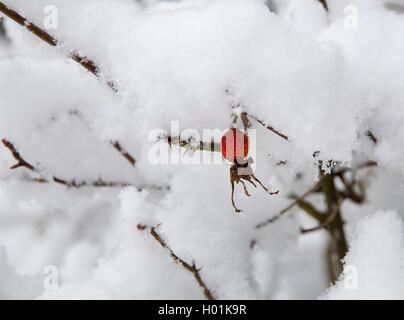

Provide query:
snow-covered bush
left=1, top=0, right=404, bottom=299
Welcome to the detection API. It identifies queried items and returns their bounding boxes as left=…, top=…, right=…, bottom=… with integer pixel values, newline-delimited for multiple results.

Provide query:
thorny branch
left=148, top=226, right=215, bottom=300
left=1, top=139, right=133, bottom=189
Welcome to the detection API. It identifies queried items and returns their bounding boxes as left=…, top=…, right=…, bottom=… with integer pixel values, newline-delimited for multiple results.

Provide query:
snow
left=322, top=211, right=404, bottom=299
left=0, top=0, right=404, bottom=299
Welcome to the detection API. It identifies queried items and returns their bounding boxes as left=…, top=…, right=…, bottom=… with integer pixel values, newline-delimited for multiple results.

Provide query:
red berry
left=221, top=128, right=249, bottom=163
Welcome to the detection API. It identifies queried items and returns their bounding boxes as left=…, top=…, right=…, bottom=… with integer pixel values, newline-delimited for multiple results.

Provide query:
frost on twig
left=1, top=139, right=133, bottom=189
left=144, top=226, right=215, bottom=300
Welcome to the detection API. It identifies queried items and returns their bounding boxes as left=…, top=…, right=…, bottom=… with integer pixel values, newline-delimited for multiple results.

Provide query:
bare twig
left=247, top=114, right=289, bottom=141
left=256, top=161, right=377, bottom=229
left=255, top=179, right=322, bottom=228
left=365, top=130, right=378, bottom=145
left=240, top=112, right=251, bottom=131
left=111, top=141, right=136, bottom=166
left=2, top=139, right=133, bottom=188
left=296, top=198, right=324, bottom=222
left=0, top=2, right=138, bottom=167
left=0, top=2, right=114, bottom=88
left=0, top=16, right=7, bottom=40
left=385, top=2, right=404, bottom=14
left=320, top=167, right=347, bottom=283
left=318, top=0, right=329, bottom=11
left=338, top=173, right=365, bottom=204
left=1, top=139, right=35, bottom=171
left=149, top=227, right=215, bottom=300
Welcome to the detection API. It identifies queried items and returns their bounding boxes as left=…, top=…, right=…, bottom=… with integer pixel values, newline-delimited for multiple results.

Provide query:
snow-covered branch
left=111, top=141, right=136, bottom=167
left=0, top=2, right=111, bottom=86
left=161, top=135, right=222, bottom=154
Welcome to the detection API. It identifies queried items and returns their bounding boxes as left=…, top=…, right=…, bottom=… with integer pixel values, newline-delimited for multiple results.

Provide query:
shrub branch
left=318, top=0, right=328, bottom=11
left=149, top=227, right=215, bottom=300
left=1, top=139, right=132, bottom=188
left=111, top=141, right=136, bottom=166
left=0, top=2, right=109, bottom=83
left=0, top=2, right=138, bottom=166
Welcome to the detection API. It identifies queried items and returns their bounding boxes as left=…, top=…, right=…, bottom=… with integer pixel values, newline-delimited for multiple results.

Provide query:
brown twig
left=0, top=2, right=112, bottom=85
left=365, top=130, right=378, bottom=145
left=0, top=2, right=137, bottom=167
left=2, top=139, right=133, bottom=188
left=111, top=141, right=136, bottom=166
left=247, top=114, right=289, bottom=141
left=1, top=139, right=35, bottom=171
left=255, top=179, right=322, bottom=228
left=256, top=161, right=377, bottom=229
left=228, top=101, right=289, bottom=141
left=318, top=0, right=329, bottom=11
left=149, top=227, right=215, bottom=300
left=240, top=112, right=251, bottom=131
left=300, top=199, right=342, bottom=234
left=52, top=176, right=131, bottom=188
left=334, top=161, right=377, bottom=176
left=164, top=135, right=221, bottom=154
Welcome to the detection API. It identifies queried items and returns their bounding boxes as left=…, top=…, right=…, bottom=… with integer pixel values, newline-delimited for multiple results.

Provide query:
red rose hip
left=221, top=128, right=249, bottom=163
